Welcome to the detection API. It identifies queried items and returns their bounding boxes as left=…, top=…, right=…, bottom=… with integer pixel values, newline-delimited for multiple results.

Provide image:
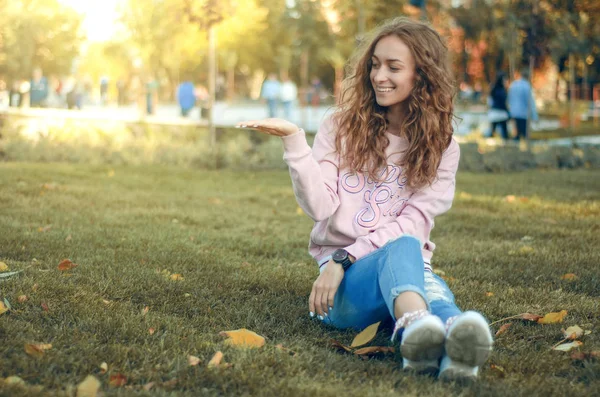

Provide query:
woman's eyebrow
left=371, top=55, right=404, bottom=64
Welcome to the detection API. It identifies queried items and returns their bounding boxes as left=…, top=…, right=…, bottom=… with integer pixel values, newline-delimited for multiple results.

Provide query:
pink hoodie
left=281, top=115, right=460, bottom=270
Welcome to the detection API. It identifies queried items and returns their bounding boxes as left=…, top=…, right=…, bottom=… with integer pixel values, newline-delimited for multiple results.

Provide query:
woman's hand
left=235, top=118, right=300, bottom=137
left=309, top=260, right=344, bottom=318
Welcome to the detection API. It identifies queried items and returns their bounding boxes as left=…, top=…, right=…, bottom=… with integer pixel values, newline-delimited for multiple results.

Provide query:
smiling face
left=370, top=35, right=416, bottom=111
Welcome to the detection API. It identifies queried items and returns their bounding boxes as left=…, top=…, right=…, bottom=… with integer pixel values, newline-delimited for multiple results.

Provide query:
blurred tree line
left=1, top=0, right=599, bottom=102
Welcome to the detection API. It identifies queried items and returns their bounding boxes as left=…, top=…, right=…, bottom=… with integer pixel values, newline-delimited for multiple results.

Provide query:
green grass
left=0, top=163, right=599, bottom=396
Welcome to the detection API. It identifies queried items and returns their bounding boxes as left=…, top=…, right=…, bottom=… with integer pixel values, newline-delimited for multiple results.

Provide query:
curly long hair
left=334, top=17, right=455, bottom=189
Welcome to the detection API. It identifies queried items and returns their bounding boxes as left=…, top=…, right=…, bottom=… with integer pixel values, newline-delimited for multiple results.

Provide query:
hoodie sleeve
left=344, top=139, right=460, bottom=260
left=281, top=116, right=340, bottom=222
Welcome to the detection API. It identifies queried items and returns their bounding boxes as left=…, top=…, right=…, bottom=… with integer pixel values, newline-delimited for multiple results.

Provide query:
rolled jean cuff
left=388, top=285, right=431, bottom=320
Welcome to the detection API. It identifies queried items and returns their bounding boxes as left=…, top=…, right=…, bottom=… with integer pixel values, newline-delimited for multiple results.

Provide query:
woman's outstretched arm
left=237, top=116, right=341, bottom=221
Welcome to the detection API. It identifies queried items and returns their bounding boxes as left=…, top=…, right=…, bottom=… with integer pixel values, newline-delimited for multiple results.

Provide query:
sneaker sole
left=438, top=360, right=478, bottom=384
left=446, top=313, right=493, bottom=367
left=401, top=320, right=446, bottom=362
left=402, top=358, right=439, bottom=375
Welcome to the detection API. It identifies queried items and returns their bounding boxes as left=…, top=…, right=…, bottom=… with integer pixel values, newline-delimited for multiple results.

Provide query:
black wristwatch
left=332, top=249, right=353, bottom=271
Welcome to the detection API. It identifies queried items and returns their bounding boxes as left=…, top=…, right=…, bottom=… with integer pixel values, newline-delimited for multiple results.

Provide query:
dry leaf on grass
left=99, top=362, right=108, bottom=374
left=351, top=321, right=381, bottom=348
left=570, top=351, right=600, bottom=361
left=495, top=323, right=513, bottom=337
left=489, top=364, right=506, bottom=378
left=561, top=273, right=578, bottom=281
left=219, top=329, right=265, bottom=348
left=4, top=376, right=26, bottom=386
left=330, top=339, right=352, bottom=353
left=552, top=340, right=583, bottom=352
left=188, top=355, right=201, bottom=366
left=490, top=312, right=543, bottom=325
left=486, top=292, right=494, bottom=297
left=18, top=295, right=27, bottom=303
left=58, top=259, right=78, bottom=271
left=24, top=343, right=52, bottom=358
left=109, top=374, right=127, bottom=387
left=353, top=346, right=395, bottom=357
left=141, top=306, right=149, bottom=316
left=505, top=195, right=516, bottom=203
left=41, top=302, right=49, bottom=312
left=0, top=301, right=8, bottom=316
left=148, top=328, right=156, bottom=335
left=170, top=274, right=184, bottom=281
left=207, top=351, right=223, bottom=367
left=76, top=375, right=101, bottom=397
left=142, top=382, right=155, bottom=391
left=538, top=310, right=568, bottom=324
left=0, top=262, right=8, bottom=271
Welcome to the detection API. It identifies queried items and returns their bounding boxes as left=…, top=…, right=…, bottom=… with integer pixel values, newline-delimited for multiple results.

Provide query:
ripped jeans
left=321, top=235, right=461, bottom=330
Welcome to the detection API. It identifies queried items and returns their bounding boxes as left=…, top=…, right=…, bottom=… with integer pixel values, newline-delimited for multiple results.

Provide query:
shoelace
left=391, top=309, right=429, bottom=342
left=445, top=315, right=459, bottom=333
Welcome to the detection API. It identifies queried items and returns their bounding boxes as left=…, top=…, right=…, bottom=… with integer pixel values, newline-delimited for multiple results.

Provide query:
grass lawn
left=0, top=163, right=599, bottom=396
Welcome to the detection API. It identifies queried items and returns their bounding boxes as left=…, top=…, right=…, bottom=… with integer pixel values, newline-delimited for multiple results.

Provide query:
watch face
left=332, top=249, right=347, bottom=262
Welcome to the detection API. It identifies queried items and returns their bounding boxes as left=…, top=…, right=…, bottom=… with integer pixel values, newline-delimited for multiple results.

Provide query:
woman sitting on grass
left=237, top=17, right=493, bottom=381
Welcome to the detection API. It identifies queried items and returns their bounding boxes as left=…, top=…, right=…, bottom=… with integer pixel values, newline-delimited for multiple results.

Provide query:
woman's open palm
left=236, top=118, right=300, bottom=137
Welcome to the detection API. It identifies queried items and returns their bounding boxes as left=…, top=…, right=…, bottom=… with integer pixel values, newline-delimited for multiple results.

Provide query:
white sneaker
left=392, top=310, right=446, bottom=374
left=438, top=311, right=493, bottom=381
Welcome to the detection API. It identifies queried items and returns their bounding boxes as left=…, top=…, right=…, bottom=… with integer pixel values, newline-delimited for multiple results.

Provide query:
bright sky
left=58, top=0, right=120, bottom=42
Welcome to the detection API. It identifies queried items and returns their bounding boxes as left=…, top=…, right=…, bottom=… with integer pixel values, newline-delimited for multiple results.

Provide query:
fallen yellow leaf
left=296, top=207, right=304, bottom=215
left=58, top=259, right=78, bottom=271
left=351, top=321, right=381, bottom=348
left=188, top=355, right=201, bottom=366
left=561, top=273, right=578, bottom=281
left=486, top=292, right=494, bottom=297
left=99, top=362, right=108, bottom=374
left=353, top=346, right=395, bottom=356
left=505, top=195, right=516, bottom=203
left=552, top=340, right=583, bottom=352
left=0, top=302, right=8, bottom=316
left=149, top=328, right=156, bottom=335
left=77, top=375, right=101, bottom=397
left=4, top=376, right=26, bottom=386
left=562, top=325, right=591, bottom=340
left=142, top=306, right=149, bottom=316
left=518, top=246, right=534, bottom=254
left=18, top=295, right=27, bottom=303
left=0, top=262, right=8, bottom=271
left=538, top=310, right=568, bottom=324
left=219, top=329, right=265, bottom=348
left=170, top=274, right=184, bottom=281
left=24, top=343, right=52, bottom=358
left=207, top=351, right=223, bottom=367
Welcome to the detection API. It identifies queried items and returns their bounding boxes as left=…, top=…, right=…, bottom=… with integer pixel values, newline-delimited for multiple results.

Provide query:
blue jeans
left=267, top=99, right=278, bottom=118
left=321, top=236, right=461, bottom=330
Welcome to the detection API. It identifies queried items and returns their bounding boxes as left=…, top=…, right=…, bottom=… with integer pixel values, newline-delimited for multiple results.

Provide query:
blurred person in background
left=30, top=68, right=49, bottom=108
left=260, top=73, right=281, bottom=118
left=486, top=72, right=510, bottom=142
left=508, top=68, right=538, bottom=141
left=280, top=76, right=298, bottom=120
left=177, top=79, right=196, bottom=117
